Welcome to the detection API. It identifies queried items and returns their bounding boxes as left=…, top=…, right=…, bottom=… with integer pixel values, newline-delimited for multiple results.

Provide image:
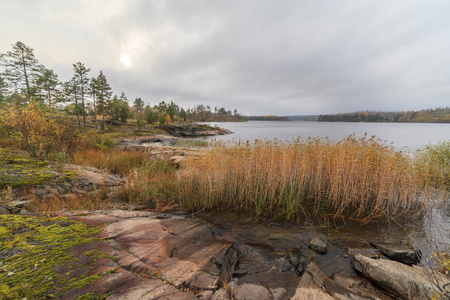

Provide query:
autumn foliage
left=0, top=100, right=78, bottom=159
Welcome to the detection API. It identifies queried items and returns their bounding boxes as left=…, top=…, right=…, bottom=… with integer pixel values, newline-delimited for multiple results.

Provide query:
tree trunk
left=102, top=101, right=105, bottom=130
left=75, top=95, right=80, bottom=126
left=81, top=74, right=86, bottom=126
left=21, top=51, right=30, bottom=101
left=47, top=88, right=51, bottom=107
left=93, top=93, right=97, bottom=129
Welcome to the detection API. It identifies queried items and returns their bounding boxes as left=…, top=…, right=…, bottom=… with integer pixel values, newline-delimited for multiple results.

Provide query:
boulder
left=370, top=242, right=422, bottom=265
left=353, top=254, right=450, bottom=299
left=309, top=237, right=328, bottom=254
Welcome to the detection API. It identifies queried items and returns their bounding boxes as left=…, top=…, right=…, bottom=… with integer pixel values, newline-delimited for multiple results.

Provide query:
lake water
left=204, top=121, right=449, bottom=151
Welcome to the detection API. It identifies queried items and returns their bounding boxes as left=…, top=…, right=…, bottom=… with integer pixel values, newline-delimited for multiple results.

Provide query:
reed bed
left=177, top=136, right=441, bottom=221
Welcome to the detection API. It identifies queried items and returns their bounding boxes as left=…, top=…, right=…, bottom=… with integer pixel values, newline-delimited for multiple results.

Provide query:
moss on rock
left=0, top=214, right=108, bottom=299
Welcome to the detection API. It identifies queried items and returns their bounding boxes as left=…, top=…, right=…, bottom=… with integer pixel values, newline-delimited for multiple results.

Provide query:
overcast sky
left=1, top=1, right=449, bottom=115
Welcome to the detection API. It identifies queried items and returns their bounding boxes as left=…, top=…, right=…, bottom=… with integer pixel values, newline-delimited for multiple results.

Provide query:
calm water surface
left=205, top=121, right=449, bottom=151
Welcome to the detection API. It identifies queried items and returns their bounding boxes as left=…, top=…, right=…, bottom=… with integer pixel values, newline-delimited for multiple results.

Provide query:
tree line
left=318, top=108, right=450, bottom=123
left=0, top=41, right=242, bottom=129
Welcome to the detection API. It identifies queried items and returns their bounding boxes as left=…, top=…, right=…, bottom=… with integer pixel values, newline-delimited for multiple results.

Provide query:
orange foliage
left=0, top=100, right=78, bottom=158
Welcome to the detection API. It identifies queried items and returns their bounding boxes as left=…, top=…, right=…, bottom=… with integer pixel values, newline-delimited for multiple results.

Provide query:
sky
left=1, top=1, right=449, bottom=116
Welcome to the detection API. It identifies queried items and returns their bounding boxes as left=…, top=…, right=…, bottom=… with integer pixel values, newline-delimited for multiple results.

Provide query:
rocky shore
left=1, top=130, right=449, bottom=299
left=1, top=199, right=449, bottom=299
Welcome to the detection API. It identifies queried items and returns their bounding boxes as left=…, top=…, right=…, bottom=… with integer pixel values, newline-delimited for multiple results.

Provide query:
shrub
left=0, top=100, right=78, bottom=159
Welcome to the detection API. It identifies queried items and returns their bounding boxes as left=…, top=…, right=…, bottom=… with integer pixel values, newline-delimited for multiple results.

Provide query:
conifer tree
left=73, top=62, right=90, bottom=126
left=96, top=71, right=112, bottom=130
left=0, top=41, right=43, bottom=102
left=36, top=68, right=59, bottom=107
left=88, top=77, right=99, bottom=129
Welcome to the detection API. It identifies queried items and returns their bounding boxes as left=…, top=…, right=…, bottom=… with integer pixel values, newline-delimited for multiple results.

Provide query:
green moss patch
left=0, top=149, right=81, bottom=188
left=0, top=215, right=111, bottom=299
left=0, top=149, right=54, bottom=188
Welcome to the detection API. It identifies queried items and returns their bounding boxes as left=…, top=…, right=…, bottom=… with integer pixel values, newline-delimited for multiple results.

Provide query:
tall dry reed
left=178, top=136, right=439, bottom=221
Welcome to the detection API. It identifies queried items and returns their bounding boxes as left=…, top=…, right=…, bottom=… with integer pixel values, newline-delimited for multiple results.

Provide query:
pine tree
left=134, top=97, right=144, bottom=116
left=73, top=62, right=90, bottom=126
left=88, top=77, right=99, bottom=129
left=96, top=71, right=112, bottom=130
left=62, top=78, right=81, bottom=126
left=0, top=41, right=43, bottom=102
left=36, top=68, right=59, bottom=107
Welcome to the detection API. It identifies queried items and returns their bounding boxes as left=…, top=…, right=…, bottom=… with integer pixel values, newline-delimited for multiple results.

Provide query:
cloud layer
left=1, top=1, right=449, bottom=115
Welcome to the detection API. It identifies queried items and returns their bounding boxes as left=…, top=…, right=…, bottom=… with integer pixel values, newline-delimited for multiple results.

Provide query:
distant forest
left=247, top=115, right=290, bottom=121
left=318, top=107, right=450, bottom=123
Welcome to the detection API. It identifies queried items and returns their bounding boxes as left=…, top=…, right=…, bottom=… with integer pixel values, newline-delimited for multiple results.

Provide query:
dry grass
left=116, top=160, right=178, bottom=210
left=177, top=135, right=443, bottom=221
left=72, top=149, right=149, bottom=176
left=27, top=186, right=113, bottom=212
left=414, top=141, right=450, bottom=190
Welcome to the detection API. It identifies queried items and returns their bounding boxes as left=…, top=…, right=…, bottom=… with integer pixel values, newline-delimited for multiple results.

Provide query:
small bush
left=0, top=100, right=78, bottom=159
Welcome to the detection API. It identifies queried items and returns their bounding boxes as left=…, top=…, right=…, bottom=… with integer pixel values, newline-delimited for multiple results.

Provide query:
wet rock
left=274, top=257, right=294, bottom=272
left=270, top=287, right=288, bottom=300
left=183, top=271, right=218, bottom=290
left=353, top=254, right=450, bottom=299
left=309, top=237, right=328, bottom=254
left=292, top=262, right=334, bottom=300
left=235, top=246, right=269, bottom=276
left=211, top=288, right=229, bottom=300
left=231, top=282, right=271, bottom=300
left=348, top=243, right=383, bottom=273
left=293, top=261, right=389, bottom=300
left=370, top=242, right=422, bottom=265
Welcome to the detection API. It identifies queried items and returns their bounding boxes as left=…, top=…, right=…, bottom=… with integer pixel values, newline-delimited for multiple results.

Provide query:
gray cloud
left=1, top=0, right=449, bottom=115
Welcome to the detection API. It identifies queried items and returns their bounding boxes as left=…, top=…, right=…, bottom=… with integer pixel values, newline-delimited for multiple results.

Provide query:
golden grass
left=71, top=149, right=149, bottom=176
left=177, top=136, right=444, bottom=221
left=116, top=161, right=178, bottom=210
left=27, top=186, right=113, bottom=212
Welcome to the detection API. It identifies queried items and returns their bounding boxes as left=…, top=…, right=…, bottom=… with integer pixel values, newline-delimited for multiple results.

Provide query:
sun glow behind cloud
left=119, top=53, right=132, bottom=68
left=117, top=31, right=150, bottom=69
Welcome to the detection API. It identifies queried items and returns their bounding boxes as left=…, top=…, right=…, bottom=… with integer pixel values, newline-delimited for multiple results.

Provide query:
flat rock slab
left=370, top=242, right=422, bottom=265
left=35, top=210, right=406, bottom=299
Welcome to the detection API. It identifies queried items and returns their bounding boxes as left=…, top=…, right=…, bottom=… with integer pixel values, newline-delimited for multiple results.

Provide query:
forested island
left=318, top=107, right=450, bottom=123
